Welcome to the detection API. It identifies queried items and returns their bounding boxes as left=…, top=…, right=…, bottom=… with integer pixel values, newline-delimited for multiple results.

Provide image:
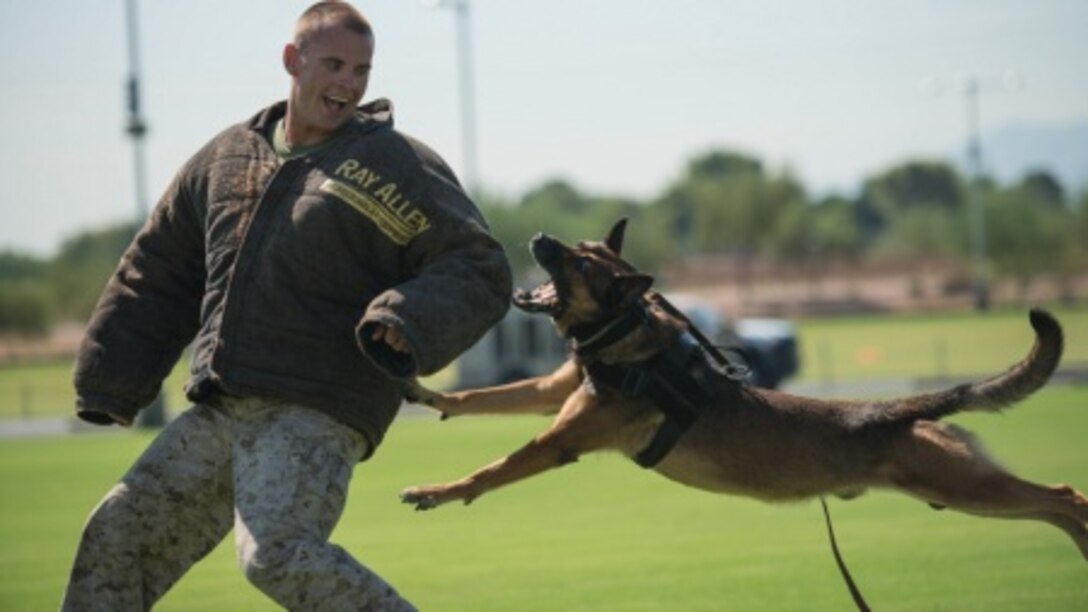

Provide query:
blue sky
left=1, top=0, right=1086, bottom=255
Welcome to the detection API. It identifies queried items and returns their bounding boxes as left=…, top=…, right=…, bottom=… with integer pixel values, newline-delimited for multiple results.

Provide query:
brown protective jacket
left=74, top=100, right=512, bottom=455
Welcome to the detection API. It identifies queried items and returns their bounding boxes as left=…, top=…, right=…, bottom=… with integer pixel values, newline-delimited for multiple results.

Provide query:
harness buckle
left=725, top=364, right=751, bottom=382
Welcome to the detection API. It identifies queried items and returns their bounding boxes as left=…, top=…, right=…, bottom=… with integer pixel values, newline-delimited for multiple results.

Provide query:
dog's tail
left=874, top=308, right=1063, bottom=424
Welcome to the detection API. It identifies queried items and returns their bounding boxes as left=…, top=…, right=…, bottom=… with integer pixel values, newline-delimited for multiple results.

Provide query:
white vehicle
left=455, top=293, right=798, bottom=389
left=455, top=306, right=568, bottom=388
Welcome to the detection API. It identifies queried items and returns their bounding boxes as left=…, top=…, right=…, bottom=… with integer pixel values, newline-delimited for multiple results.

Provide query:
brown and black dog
left=403, top=218, right=1088, bottom=561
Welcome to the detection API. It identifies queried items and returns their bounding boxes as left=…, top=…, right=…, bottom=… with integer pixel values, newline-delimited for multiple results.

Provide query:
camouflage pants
left=61, top=398, right=416, bottom=611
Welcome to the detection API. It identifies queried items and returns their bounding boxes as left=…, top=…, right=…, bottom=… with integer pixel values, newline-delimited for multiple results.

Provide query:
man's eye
left=354, top=66, right=370, bottom=77
left=324, top=59, right=343, bottom=71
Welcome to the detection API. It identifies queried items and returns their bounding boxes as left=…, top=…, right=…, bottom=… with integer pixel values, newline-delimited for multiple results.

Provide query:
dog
left=402, top=218, right=1088, bottom=562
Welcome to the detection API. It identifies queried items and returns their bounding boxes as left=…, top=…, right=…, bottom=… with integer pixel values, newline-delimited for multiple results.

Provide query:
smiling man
left=60, top=2, right=512, bottom=610
left=283, top=5, right=374, bottom=148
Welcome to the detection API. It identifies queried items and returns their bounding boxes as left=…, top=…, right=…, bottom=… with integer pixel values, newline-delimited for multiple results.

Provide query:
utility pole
left=924, top=71, right=1022, bottom=311
left=424, top=0, right=480, bottom=196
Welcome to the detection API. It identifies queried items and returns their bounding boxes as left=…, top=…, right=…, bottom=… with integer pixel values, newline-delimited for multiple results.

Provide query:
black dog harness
left=587, top=333, right=713, bottom=467
left=567, top=295, right=747, bottom=468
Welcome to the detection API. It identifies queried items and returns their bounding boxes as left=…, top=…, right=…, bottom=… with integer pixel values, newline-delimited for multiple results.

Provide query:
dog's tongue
left=513, top=282, right=559, bottom=314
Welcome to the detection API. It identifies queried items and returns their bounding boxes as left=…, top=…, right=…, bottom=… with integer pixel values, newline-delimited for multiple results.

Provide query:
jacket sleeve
left=73, top=165, right=206, bottom=425
left=357, top=168, right=512, bottom=380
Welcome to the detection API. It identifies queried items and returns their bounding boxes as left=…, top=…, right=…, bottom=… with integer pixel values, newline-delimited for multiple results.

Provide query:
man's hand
left=371, top=324, right=410, bottom=354
left=360, top=321, right=417, bottom=378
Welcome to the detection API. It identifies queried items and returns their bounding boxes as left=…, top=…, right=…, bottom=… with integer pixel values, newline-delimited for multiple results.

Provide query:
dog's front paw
left=400, top=487, right=443, bottom=511
left=404, top=380, right=440, bottom=406
left=404, top=381, right=454, bottom=419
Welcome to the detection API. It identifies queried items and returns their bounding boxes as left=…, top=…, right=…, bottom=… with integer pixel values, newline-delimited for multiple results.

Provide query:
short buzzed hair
left=294, top=1, right=373, bottom=49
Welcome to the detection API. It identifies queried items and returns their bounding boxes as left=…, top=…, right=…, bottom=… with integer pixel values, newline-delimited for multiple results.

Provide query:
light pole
left=961, top=75, right=988, bottom=311
left=124, top=0, right=149, bottom=224
left=424, top=0, right=480, bottom=196
left=124, top=0, right=164, bottom=427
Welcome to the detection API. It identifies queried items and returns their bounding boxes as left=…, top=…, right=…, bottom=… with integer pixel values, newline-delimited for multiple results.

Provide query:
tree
left=773, top=196, right=862, bottom=263
left=687, top=150, right=763, bottom=179
left=655, top=150, right=805, bottom=257
left=0, top=251, right=48, bottom=282
left=655, top=150, right=765, bottom=254
left=479, top=179, right=646, bottom=279
left=856, top=160, right=965, bottom=243
left=47, top=222, right=138, bottom=321
left=985, top=186, right=1075, bottom=300
left=872, top=207, right=966, bottom=261
left=0, top=284, right=51, bottom=336
left=771, top=196, right=865, bottom=301
left=0, top=251, right=52, bottom=335
left=1018, top=170, right=1065, bottom=208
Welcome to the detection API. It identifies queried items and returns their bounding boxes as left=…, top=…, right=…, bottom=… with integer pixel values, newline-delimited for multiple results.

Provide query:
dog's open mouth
left=512, top=281, right=562, bottom=316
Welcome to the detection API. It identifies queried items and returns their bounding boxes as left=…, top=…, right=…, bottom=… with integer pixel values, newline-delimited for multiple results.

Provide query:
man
left=61, top=2, right=511, bottom=610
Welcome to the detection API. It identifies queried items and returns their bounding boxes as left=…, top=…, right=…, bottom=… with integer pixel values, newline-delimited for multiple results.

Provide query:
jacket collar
left=245, top=98, right=396, bottom=136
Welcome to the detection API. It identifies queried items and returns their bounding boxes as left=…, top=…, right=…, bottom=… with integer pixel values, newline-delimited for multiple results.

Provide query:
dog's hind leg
left=1001, top=511, right=1088, bottom=560
left=882, top=421, right=1088, bottom=561
left=941, top=490, right=1088, bottom=562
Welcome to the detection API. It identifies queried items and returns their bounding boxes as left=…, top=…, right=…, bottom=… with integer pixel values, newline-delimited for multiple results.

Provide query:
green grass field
left=2, top=385, right=1087, bottom=610
left=1, top=307, right=1086, bottom=609
left=793, top=305, right=1088, bottom=382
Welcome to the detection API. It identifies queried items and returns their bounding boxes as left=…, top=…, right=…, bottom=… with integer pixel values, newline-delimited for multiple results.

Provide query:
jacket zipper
left=208, top=152, right=303, bottom=382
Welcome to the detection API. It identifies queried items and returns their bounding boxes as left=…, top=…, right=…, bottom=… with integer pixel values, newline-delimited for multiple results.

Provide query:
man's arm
left=74, top=168, right=206, bottom=425
left=358, top=179, right=512, bottom=381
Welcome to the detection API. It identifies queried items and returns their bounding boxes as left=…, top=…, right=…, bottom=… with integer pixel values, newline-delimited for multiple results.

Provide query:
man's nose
left=333, top=70, right=359, bottom=91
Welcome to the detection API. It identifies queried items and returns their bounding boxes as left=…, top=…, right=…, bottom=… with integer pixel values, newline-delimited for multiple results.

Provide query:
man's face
left=284, top=25, right=374, bottom=146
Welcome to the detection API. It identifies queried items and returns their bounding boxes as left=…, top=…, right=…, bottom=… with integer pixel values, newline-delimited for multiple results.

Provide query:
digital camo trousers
left=61, top=398, right=416, bottom=612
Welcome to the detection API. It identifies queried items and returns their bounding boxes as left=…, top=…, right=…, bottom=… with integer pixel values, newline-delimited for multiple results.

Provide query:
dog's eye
left=575, top=257, right=591, bottom=274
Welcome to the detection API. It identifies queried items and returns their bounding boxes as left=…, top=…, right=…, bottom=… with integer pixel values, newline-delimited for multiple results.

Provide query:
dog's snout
left=529, top=233, right=562, bottom=265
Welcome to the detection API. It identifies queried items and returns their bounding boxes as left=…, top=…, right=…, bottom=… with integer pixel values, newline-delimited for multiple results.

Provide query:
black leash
left=820, top=497, right=871, bottom=611
left=646, top=293, right=750, bottom=381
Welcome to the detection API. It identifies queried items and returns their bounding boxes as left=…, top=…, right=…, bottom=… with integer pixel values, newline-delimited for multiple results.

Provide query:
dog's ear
left=611, top=272, right=654, bottom=306
left=604, top=218, right=628, bottom=255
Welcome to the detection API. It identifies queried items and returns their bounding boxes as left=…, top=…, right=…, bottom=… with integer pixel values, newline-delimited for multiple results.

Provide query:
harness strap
left=571, top=292, right=748, bottom=468
left=647, top=293, right=751, bottom=382
left=586, top=334, right=710, bottom=468
left=635, top=410, right=692, bottom=468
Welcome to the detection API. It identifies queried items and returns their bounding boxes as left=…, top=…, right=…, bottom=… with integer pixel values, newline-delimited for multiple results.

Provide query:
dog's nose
left=529, top=233, right=562, bottom=265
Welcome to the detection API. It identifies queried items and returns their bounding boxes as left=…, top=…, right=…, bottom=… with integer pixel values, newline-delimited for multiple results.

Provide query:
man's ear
left=283, top=43, right=300, bottom=76
left=604, top=218, right=628, bottom=255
